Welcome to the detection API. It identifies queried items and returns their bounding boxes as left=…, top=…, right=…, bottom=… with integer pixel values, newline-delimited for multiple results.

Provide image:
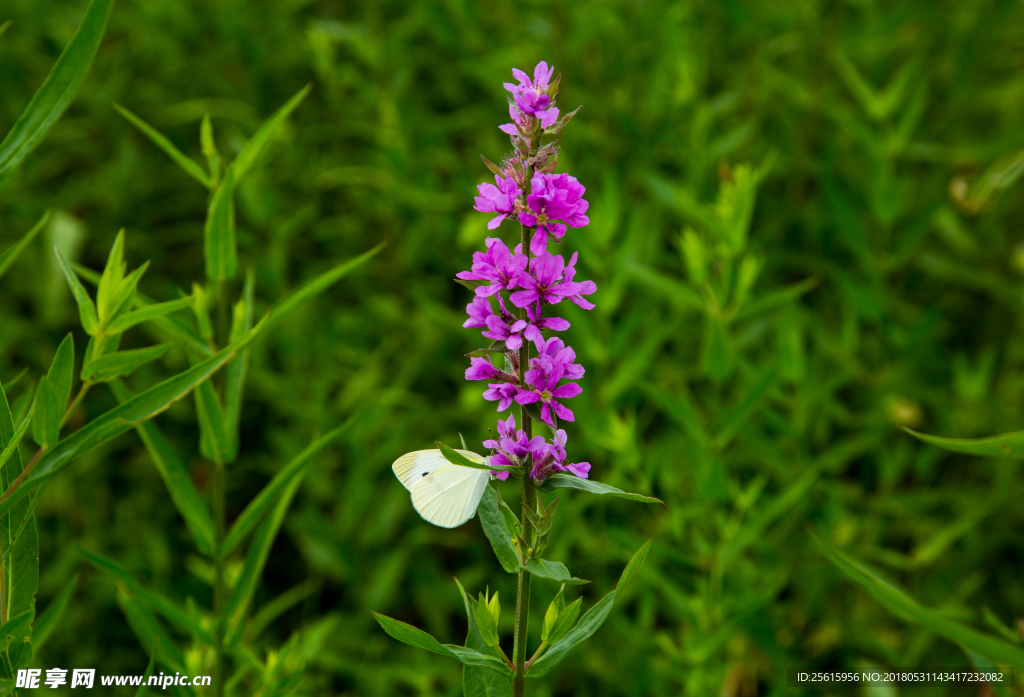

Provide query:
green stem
left=212, top=457, right=226, bottom=697
left=511, top=129, right=542, bottom=697
left=60, top=381, right=93, bottom=428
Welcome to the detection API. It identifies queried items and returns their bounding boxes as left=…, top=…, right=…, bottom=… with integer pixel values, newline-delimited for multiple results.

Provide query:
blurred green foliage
left=3, top=0, right=1024, bottom=694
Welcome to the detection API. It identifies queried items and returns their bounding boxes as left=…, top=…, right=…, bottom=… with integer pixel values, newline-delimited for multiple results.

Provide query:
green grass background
left=3, top=0, right=1024, bottom=694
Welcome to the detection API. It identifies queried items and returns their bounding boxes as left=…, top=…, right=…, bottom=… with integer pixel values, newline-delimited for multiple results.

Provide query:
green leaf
left=0, top=383, right=37, bottom=656
left=222, top=269, right=254, bottom=463
left=81, top=548, right=213, bottom=644
left=616, top=538, right=653, bottom=594
left=115, top=587, right=187, bottom=675
left=902, top=426, right=1024, bottom=458
left=134, top=639, right=159, bottom=697
left=0, top=0, right=114, bottom=188
left=545, top=597, right=582, bottom=646
left=475, top=593, right=499, bottom=647
left=247, top=579, right=321, bottom=641
left=108, top=380, right=215, bottom=555
left=733, top=276, right=819, bottom=320
left=47, top=333, right=75, bottom=415
left=31, top=573, right=77, bottom=653
left=113, top=104, right=212, bottom=188
left=0, top=404, right=32, bottom=477
left=455, top=579, right=512, bottom=697
left=0, top=611, right=33, bottom=652
left=106, top=296, right=194, bottom=335
left=436, top=441, right=509, bottom=471
left=191, top=366, right=230, bottom=463
left=812, top=530, right=1024, bottom=670
left=263, top=243, right=384, bottom=334
left=229, top=84, right=311, bottom=184
left=477, top=484, right=521, bottom=573
left=81, top=344, right=170, bottom=383
left=224, top=471, right=304, bottom=647
left=221, top=419, right=354, bottom=557
left=0, top=211, right=49, bottom=283
left=714, top=366, right=778, bottom=449
left=539, top=473, right=663, bottom=504
left=204, top=167, right=236, bottom=280
left=371, top=612, right=457, bottom=657
left=55, top=248, right=98, bottom=334
left=31, top=376, right=59, bottom=448
left=528, top=539, right=652, bottom=678
left=0, top=315, right=270, bottom=521
left=524, top=559, right=589, bottom=585
left=371, top=612, right=513, bottom=676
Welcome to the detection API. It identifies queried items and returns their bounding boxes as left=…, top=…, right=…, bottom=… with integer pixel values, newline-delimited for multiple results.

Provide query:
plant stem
left=526, top=640, right=547, bottom=670
left=511, top=129, right=542, bottom=697
left=60, top=381, right=93, bottom=428
left=212, top=457, right=226, bottom=697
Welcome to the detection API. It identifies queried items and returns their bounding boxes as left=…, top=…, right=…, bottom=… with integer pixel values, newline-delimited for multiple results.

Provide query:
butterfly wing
left=410, top=462, right=491, bottom=528
left=392, top=450, right=449, bottom=492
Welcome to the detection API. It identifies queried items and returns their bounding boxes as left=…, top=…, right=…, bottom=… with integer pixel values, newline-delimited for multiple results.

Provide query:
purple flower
left=499, top=102, right=533, bottom=136
left=514, top=345, right=583, bottom=427
left=530, top=430, right=591, bottom=481
left=483, top=414, right=546, bottom=477
left=504, top=62, right=560, bottom=128
left=463, top=296, right=495, bottom=329
left=474, top=175, right=521, bottom=230
left=527, top=337, right=584, bottom=383
left=509, top=252, right=596, bottom=315
left=518, top=174, right=589, bottom=255
left=457, top=237, right=529, bottom=297
left=483, top=382, right=518, bottom=411
left=465, top=356, right=516, bottom=383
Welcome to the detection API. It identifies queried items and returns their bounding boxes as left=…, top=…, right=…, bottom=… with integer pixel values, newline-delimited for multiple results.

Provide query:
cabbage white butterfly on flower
left=392, top=449, right=493, bottom=528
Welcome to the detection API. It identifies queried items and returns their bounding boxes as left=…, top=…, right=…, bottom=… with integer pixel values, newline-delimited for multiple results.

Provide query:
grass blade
left=204, top=167, right=235, bottom=280
left=903, top=426, right=1024, bottom=458
left=0, top=0, right=114, bottom=187
left=108, top=380, right=215, bottom=555
left=229, top=84, right=311, bottom=184
left=113, top=103, right=212, bottom=188
left=220, top=419, right=354, bottom=557
left=0, top=211, right=50, bottom=283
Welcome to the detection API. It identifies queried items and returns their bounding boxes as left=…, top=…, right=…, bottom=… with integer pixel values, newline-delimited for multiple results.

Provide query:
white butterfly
left=392, top=449, right=492, bottom=528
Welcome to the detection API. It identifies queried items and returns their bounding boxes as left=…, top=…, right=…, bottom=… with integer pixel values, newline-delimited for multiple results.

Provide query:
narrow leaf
left=477, top=484, right=521, bottom=573
left=616, top=538, right=653, bottom=594
left=55, top=248, right=98, bottom=334
left=229, top=84, right=311, bottom=184
left=527, top=592, right=615, bottom=678
left=539, top=473, right=663, bottom=504
left=371, top=612, right=457, bottom=658
left=47, top=333, right=75, bottom=414
left=204, top=167, right=236, bottom=280
left=108, top=380, right=215, bottom=555
left=437, top=441, right=508, bottom=471
left=813, top=530, right=1024, bottom=670
left=115, top=587, right=187, bottom=675
left=222, top=269, right=254, bottom=463
left=734, top=276, right=819, bottom=320
left=0, top=211, right=50, bottom=283
left=106, top=296, right=194, bottom=335
left=264, top=243, right=384, bottom=334
left=524, top=558, right=589, bottom=585
left=82, top=548, right=213, bottom=644
left=134, top=639, right=159, bottom=697
left=0, top=405, right=32, bottom=477
left=0, top=611, right=33, bottom=652
left=903, top=427, right=1024, bottom=458
left=192, top=368, right=230, bottom=463
left=31, top=573, right=77, bottom=653
left=221, top=419, right=354, bottom=556
left=545, top=597, right=582, bottom=646
left=0, top=0, right=114, bottom=188
left=0, top=315, right=270, bottom=520
left=81, top=344, right=170, bottom=383
left=224, top=472, right=303, bottom=647
left=31, top=376, right=59, bottom=448
left=455, top=579, right=512, bottom=697
left=113, top=104, right=212, bottom=188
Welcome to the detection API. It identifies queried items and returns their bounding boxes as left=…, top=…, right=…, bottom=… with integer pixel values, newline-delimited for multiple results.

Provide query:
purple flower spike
left=514, top=349, right=582, bottom=427
left=474, top=175, right=521, bottom=230
left=483, top=414, right=546, bottom=476
left=518, top=174, right=589, bottom=254
left=457, top=237, right=529, bottom=297
left=530, top=429, right=591, bottom=482
left=504, top=62, right=560, bottom=127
